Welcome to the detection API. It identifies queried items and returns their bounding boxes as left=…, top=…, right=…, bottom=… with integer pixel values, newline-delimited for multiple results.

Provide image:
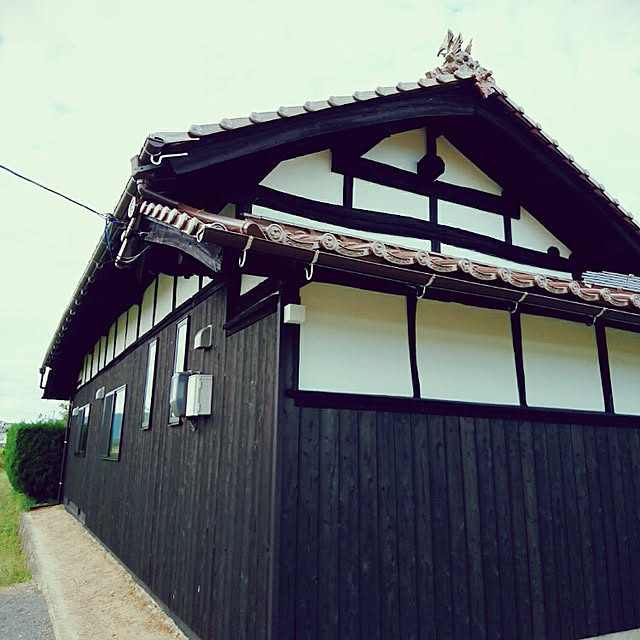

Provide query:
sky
left=1, top=0, right=639, bottom=423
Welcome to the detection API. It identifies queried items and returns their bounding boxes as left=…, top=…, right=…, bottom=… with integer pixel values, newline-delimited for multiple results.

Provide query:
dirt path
left=20, top=506, right=187, bottom=640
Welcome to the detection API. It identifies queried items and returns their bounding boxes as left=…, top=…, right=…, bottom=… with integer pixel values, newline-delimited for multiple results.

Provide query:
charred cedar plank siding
left=276, top=402, right=640, bottom=640
left=63, top=286, right=278, bottom=640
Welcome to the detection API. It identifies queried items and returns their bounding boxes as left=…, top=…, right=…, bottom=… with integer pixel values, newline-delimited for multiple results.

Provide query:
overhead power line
left=0, top=163, right=119, bottom=223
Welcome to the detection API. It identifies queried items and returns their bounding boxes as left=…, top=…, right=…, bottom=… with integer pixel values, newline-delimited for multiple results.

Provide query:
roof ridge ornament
left=426, top=29, right=497, bottom=98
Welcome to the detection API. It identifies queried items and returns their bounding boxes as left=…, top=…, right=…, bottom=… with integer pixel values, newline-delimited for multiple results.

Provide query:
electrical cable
left=0, top=163, right=124, bottom=224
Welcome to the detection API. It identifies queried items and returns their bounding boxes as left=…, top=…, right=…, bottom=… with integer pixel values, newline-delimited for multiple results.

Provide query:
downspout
left=57, top=402, right=73, bottom=505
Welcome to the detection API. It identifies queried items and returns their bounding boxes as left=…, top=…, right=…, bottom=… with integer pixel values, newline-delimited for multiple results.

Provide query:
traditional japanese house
left=43, top=32, right=640, bottom=640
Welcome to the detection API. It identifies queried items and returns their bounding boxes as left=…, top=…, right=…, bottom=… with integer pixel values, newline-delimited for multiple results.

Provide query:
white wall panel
left=175, top=275, right=200, bottom=307
left=299, top=283, right=412, bottom=396
left=82, top=353, right=90, bottom=384
left=99, top=336, right=107, bottom=370
left=436, top=136, right=501, bottom=194
left=139, top=281, right=155, bottom=336
left=105, top=322, right=116, bottom=366
left=114, top=311, right=127, bottom=358
left=606, top=327, right=640, bottom=415
left=521, top=314, right=603, bottom=411
left=91, top=341, right=100, bottom=377
left=252, top=205, right=432, bottom=252
left=416, top=299, right=518, bottom=404
left=240, top=275, right=267, bottom=295
left=362, top=129, right=425, bottom=172
left=125, top=305, right=139, bottom=349
left=260, top=151, right=343, bottom=204
left=353, top=179, right=429, bottom=220
left=438, top=200, right=504, bottom=239
left=512, top=207, right=571, bottom=258
left=154, top=274, right=174, bottom=325
left=439, top=244, right=573, bottom=280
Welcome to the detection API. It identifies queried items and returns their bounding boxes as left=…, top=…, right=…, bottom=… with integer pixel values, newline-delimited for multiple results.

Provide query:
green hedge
left=4, top=422, right=65, bottom=500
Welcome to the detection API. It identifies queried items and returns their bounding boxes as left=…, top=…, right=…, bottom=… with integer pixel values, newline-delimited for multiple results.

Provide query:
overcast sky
left=1, top=0, right=639, bottom=422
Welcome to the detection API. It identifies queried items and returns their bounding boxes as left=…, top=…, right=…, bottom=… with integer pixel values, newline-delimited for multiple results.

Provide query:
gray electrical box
left=186, top=374, right=213, bottom=416
left=170, top=371, right=190, bottom=418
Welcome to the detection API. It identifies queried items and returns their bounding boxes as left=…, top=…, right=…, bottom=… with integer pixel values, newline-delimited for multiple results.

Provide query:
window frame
left=74, top=403, right=91, bottom=456
left=140, top=338, right=158, bottom=430
left=169, top=316, right=189, bottom=426
left=99, top=384, right=126, bottom=461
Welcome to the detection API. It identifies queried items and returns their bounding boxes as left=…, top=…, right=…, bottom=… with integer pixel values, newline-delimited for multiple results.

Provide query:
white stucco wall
left=436, top=136, right=502, bottom=194
left=606, top=327, right=640, bottom=415
left=521, top=314, right=603, bottom=411
left=416, top=299, right=519, bottom=404
left=512, top=207, right=570, bottom=257
left=260, top=150, right=343, bottom=204
left=362, top=128, right=426, bottom=172
left=298, top=283, right=412, bottom=396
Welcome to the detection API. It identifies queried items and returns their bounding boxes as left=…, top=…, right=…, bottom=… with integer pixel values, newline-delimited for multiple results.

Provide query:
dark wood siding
left=63, top=286, right=279, bottom=640
left=275, top=400, right=640, bottom=640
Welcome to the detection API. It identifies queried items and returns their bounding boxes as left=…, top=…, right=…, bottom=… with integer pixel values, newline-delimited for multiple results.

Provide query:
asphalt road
left=0, top=581, right=54, bottom=640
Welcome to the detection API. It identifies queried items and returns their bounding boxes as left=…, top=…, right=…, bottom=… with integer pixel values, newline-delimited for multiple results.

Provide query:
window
left=99, top=385, right=126, bottom=460
left=74, top=404, right=91, bottom=456
left=141, top=339, right=158, bottom=429
left=169, top=316, right=189, bottom=425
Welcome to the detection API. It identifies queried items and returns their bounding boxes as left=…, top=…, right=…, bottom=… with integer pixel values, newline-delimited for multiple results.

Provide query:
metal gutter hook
left=588, top=307, right=606, bottom=326
left=149, top=152, right=189, bottom=166
left=416, top=274, right=436, bottom=299
left=510, top=292, right=528, bottom=314
left=238, top=236, right=254, bottom=268
left=305, top=250, right=320, bottom=281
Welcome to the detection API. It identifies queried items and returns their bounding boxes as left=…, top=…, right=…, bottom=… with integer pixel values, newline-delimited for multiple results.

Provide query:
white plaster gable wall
left=438, top=200, right=504, bottom=239
left=521, top=314, right=603, bottom=411
left=240, top=274, right=267, bottom=295
left=362, top=128, right=426, bottom=172
left=352, top=179, right=429, bottom=220
left=438, top=244, right=573, bottom=280
left=114, top=311, right=127, bottom=358
left=416, top=299, right=519, bottom=404
left=436, top=136, right=502, bottom=195
left=154, top=274, right=174, bottom=325
left=139, top=282, right=155, bottom=335
left=298, top=283, right=412, bottom=396
left=606, top=327, right=640, bottom=415
left=512, top=207, right=571, bottom=257
left=125, top=305, right=139, bottom=349
left=260, top=150, right=343, bottom=204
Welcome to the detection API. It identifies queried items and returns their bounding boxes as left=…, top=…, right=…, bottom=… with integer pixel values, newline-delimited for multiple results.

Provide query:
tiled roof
left=132, top=199, right=640, bottom=314
left=173, top=31, right=635, bottom=230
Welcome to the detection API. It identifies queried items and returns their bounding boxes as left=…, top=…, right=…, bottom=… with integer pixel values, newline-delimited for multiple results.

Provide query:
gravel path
left=20, top=506, right=187, bottom=640
left=0, top=581, right=55, bottom=639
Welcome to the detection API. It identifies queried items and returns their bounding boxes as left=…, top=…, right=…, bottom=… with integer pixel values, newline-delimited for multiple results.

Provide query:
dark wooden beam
left=158, top=83, right=477, bottom=176
left=254, top=186, right=572, bottom=271
left=332, top=153, right=520, bottom=218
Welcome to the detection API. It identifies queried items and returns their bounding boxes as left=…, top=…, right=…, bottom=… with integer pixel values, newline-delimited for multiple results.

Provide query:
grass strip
left=0, top=452, right=35, bottom=586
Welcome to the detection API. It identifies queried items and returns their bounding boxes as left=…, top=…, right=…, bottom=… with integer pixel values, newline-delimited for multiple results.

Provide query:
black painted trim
left=224, top=294, right=279, bottom=336
left=343, top=175, right=353, bottom=209
left=255, top=186, right=571, bottom=271
left=288, top=390, right=640, bottom=427
left=503, top=215, right=512, bottom=244
left=406, top=296, right=421, bottom=398
left=510, top=312, right=527, bottom=406
left=596, top=322, right=615, bottom=413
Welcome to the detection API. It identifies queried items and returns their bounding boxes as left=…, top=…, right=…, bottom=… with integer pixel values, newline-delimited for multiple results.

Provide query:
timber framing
left=254, top=185, right=571, bottom=271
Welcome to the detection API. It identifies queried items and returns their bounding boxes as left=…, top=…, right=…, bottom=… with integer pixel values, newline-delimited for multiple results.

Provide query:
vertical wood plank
left=394, top=413, right=419, bottom=640
left=492, top=419, right=517, bottom=638
left=429, top=414, right=453, bottom=638
left=376, top=411, right=400, bottom=640
left=338, top=410, right=360, bottom=640
left=411, top=413, right=436, bottom=639
left=318, top=408, right=340, bottom=639
left=476, top=417, right=502, bottom=639
left=358, top=410, right=381, bottom=640
left=460, top=416, right=486, bottom=640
